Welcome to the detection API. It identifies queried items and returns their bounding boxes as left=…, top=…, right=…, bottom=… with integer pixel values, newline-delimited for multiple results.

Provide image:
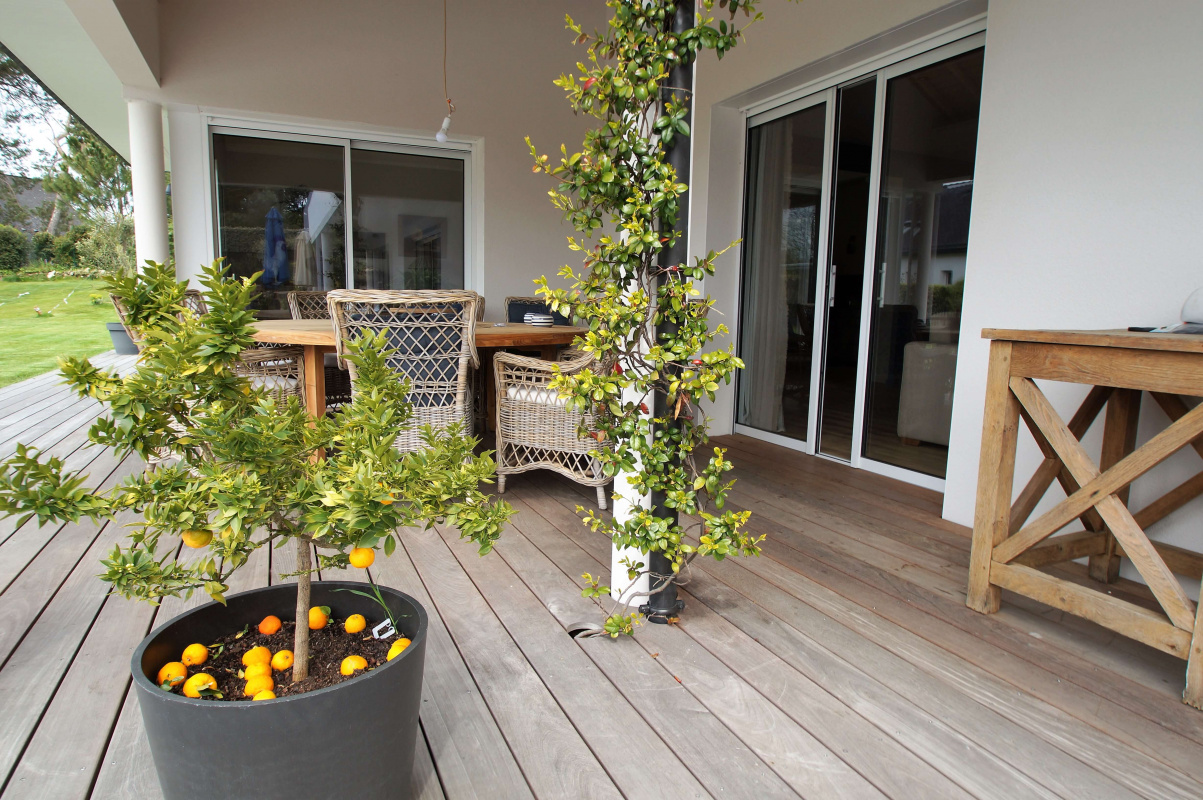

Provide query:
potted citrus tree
left=0, top=260, right=513, bottom=798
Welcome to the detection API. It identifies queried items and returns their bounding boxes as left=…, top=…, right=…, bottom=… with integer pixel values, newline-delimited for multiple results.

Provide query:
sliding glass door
left=212, top=131, right=468, bottom=314
left=736, top=36, right=984, bottom=485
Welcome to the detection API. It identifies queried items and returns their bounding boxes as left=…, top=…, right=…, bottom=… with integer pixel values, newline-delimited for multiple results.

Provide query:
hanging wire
left=443, top=0, right=454, bottom=116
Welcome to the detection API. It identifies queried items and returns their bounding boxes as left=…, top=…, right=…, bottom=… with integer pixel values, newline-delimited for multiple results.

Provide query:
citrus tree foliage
left=0, top=260, right=514, bottom=604
left=528, top=0, right=771, bottom=631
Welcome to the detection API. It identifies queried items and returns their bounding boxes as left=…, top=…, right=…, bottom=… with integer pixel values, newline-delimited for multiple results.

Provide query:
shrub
left=0, top=225, right=28, bottom=272
left=77, top=218, right=135, bottom=277
left=53, top=225, right=91, bottom=267
left=31, top=231, right=55, bottom=262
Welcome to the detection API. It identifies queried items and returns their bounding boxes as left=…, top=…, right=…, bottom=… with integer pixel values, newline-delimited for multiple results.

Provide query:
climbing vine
left=528, top=0, right=775, bottom=633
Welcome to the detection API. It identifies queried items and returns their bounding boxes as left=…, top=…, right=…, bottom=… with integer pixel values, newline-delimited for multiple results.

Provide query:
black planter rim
left=130, top=580, right=428, bottom=708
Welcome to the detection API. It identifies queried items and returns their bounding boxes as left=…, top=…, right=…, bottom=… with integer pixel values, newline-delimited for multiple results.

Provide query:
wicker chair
left=503, top=295, right=571, bottom=325
left=493, top=349, right=611, bottom=509
left=327, top=290, right=480, bottom=453
left=286, top=290, right=354, bottom=411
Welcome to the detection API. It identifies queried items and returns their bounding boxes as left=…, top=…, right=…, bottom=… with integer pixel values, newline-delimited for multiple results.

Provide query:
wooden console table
left=968, top=328, right=1203, bottom=707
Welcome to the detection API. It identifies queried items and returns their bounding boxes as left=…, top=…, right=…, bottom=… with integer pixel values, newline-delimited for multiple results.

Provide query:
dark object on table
left=504, top=296, right=571, bottom=326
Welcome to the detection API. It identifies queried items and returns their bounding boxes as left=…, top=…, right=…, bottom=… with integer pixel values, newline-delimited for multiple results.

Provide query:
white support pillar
left=126, top=98, right=169, bottom=268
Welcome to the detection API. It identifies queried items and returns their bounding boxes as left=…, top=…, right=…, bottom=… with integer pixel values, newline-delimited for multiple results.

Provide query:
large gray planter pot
left=106, top=322, right=138, bottom=355
left=131, top=581, right=428, bottom=800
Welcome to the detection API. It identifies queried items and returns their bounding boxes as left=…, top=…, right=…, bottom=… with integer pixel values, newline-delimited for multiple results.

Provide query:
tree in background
left=43, top=118, right=131, bottom=226
left=0, top=50, right=61, bottom=232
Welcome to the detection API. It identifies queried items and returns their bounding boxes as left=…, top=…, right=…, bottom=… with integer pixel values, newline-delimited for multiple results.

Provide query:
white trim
left=342, top=141, right=355, bottom=289
left=848, top=73, right=887, bottom=472
left=858, top=456, right=946, bottom=493
left=742, top=10, right=986, bottom=119
left=199, top=111, right=481, bottom=293
left=734, top=423, right=812, bottom=455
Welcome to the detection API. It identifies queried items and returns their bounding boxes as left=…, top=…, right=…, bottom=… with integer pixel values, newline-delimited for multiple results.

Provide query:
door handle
left=829, top=264, right=837, bottom=308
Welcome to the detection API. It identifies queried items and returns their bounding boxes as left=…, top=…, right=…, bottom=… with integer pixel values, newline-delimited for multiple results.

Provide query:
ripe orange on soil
left=242, top=646, right=272, bottom=667
left=157, top=661, right=187, bottom=688
left=244, top=662, right=272, bottom=680
left=271, top=650, right=294, bottom=671
left=340, top=655, right=368, bottom=676
left=252, top=690, right=276, bottom=701
left=181, top=643, right=209, bottom=666
left=348, top=548, right=375, bottom=568
left=244, top=675, right=274, bottom=697
left=344, top=614, right=367, bottom=634
left=308, top=607, right=328, bottom=630
left=258, top=615, right=282, bottom=635
left=387, top=638, right=411, bottom=662
left=183, top=673, right=216, bottom=698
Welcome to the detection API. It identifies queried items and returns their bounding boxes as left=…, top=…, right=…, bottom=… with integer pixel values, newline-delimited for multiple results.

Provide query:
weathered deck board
left=0, top=360, right=1201, bottom=799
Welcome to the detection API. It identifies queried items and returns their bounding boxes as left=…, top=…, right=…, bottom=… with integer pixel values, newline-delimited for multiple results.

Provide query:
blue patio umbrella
left=262, top=207, right=289, bottom=286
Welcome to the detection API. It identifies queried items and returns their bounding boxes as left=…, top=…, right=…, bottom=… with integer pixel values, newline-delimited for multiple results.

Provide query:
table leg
left=968, top=341, right=1020, bottom=614
left=1089, top=388, right=1141, bottom=582
left=481, top=348, right=497, bottom=433
left=538, top=345, right=559, bottom=361
left=302, top=345, right=327, bottom=419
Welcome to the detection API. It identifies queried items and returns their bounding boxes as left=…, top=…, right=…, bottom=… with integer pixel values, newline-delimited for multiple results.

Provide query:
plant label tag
left=372, top=619, right=396, bottom=640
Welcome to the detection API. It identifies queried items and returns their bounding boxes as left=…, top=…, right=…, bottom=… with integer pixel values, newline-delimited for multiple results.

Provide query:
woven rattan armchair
left=503, top=295, right=571, bottom=325
left=286, top=290, right=353, bottom=411
left=493, top=349, right=611, bottom=509
left=327, top=289, right=480, bottom=453
left=110, top=291, right=304, bottom=468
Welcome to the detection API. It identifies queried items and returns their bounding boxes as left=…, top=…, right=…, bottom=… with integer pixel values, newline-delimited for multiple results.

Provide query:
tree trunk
left=46, top=195, right=67, bottom=236
left=291, top=536, right=312, bottom=682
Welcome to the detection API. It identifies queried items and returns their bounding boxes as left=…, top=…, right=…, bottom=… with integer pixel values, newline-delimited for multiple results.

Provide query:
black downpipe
left=640, top=1, right=693, bottom=624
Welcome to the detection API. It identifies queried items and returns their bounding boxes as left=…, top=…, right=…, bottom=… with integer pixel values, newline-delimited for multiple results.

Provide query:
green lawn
left=0, top=278, right=118, bottom=387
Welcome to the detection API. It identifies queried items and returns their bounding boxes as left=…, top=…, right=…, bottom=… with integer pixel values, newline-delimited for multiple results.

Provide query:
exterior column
left=126, top=98, right=169, bottom=268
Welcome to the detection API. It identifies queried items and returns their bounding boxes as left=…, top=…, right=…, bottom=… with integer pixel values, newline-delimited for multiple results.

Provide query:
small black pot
left=132, top=581, right=427, bottom=800
left=106, top=321, right=138, bottom=355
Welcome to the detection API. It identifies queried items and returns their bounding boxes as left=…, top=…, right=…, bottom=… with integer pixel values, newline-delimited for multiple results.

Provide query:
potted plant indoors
left=0, top=261, right=514, bottom=799
left=526, top=0, right=771, bottom=632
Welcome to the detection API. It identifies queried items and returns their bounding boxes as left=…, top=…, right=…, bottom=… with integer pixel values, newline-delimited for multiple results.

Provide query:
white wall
left=153, top=0, right=607, bottom=318
left=943, top=0, right=1203, bottom=589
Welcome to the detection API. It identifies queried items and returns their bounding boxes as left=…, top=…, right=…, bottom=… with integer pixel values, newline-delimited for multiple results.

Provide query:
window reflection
left=212, top=134, right=346, bottom=315
left=863, top=48, right=984, bottom=477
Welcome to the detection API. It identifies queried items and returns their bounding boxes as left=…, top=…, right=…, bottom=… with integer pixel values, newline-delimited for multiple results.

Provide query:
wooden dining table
left=252, top=319, right=587, bottom=419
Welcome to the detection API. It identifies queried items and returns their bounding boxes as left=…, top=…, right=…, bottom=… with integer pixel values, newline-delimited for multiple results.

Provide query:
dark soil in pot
left=132, top=581, right=427, bottom=800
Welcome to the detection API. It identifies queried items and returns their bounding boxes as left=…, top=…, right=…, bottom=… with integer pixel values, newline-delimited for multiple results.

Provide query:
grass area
left=0, top=278, right=117, bottom=387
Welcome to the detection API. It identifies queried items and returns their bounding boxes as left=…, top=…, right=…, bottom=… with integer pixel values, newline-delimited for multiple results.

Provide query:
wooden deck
left=2, top=356, right=1203, bottom=799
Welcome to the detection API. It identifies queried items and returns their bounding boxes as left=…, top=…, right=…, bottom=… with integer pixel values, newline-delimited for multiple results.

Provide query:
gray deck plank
left=499, top=490, right=803, bottom=799
left=430, top=520, right=713, bottom=800
left=402, top=526, right=623, bottom=800
left=0, top=454, right=137, bottom=663
left=502, top=492, right=974, bottom=800
left=0, top=495, right=143, bottom=792
left=373, top=534, right=533, bottom=800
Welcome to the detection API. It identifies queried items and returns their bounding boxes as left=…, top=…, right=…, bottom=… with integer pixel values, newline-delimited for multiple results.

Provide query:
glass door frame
left=204, top=117, right=477, bottom=293
left=733, top=31, right=986, bottom=492
left=732, top=88, right=836, bottom=455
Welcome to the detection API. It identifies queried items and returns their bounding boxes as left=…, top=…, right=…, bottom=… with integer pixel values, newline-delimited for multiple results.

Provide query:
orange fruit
left=308, top=607, right=328, bottom=630
left=241, top=646, right=272, bottom=667
left=344, top=614, right=367, bottom=634
left=181, top=529, right=213, bottom=548
left=181, top=643, right=209, bottom=667
left=244, top=675, right=274, bottom=697
left=387, top=638, right=411, bottom=661
left=270, top=650, right=294, bottom=672
left=182, top=673, right=216, bottom=698
left=258, top=615, right=282, bottom=635
left=348, top=548, right=375, bottom=568
left=340, top=655, right=368, bottom=676
left=252, top=690, right=276, bottom=701
left=157, top=661, right=187, bottom=689
left=244, top=662, right=272, bottom=680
